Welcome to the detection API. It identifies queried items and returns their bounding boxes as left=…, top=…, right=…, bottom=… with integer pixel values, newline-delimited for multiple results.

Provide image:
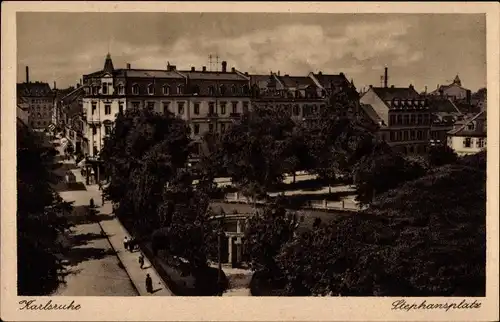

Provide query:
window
left=162, top=102, right=170, bottom=114
left=208, top=86, right=215, bottom=96
left=194, top=124, right=200, bottom=135
left=220, top=85, right=226, bottom=96
left=148, top=84, right=155, bottom=95
left=177, top=102, right=185, bottom=114
left=243, top=102, right=249, bottom=113
left=410, top=115, right=416, bottom=125
left=403, top=130, right=409, bottom=141
left=293, top=105, right=300, bottom=116
left=220, top=102, right=226, bottom=115
left=147, top=102, right=155, bottom=110
left=312, top=105, right=318, bottom=114
left=410, top=130, right=416, bottom=140
left=105, top=124, right=112, bottom=136
left=93, top=86, right=98, bottom=95
left=194, top=103, right=200, bottom=115
left=118, top=84, right=125, bottom=95
left=209, top=123, right=214, bottom=133
left=92, top=126, right=97, bottom=135
left=104, top=104, right=111, bottom=115
left=102, top=83, right=108, bottom=95
left=220, top=123, right=226, bottom=132
left=177, top=85, right=184, bottom=94
left=132, top=102, right=140, bottom=109
left=91, top=102, right=97, bottom=115
left=467, top=122, right=475, bottom=131
left=118, top=102, right=124, bottom=114
left=163, top=86, right=170, bottom=95
left=397, top=115, right=402, bottom=125
left=390, top=131, right=395, bottom=142
left=232, top=102, right=238, bottom=114
left=404, top=115, right=409, bottom=125
left=231, top=85, right=237, bottom=95
left=132, top=84, right=139, bottom=95
left=397, top=131, right=402, bottom=141
left=209, top=102, right=215, bottom=115
left=389, top=115, right=396, bottom=125
left=417, top=114, right=422, bottom=125
left=463, top=137, right=472, bottom=148
left=192, top=85, right=200, bottom=95
left=417, top=130, right=423, bottom=140
left=477, top=138, right=485, bottom=148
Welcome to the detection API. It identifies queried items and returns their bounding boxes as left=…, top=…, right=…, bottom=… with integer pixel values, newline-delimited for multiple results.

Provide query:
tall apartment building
left=82, top=54, right=251, bottom=159
left=17, top=66, right=55, bottom=130
left=360, top=68, right=432, bottom=154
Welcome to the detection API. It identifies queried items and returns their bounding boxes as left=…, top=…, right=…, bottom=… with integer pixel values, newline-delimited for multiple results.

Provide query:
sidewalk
left=69, top=168, right=173, bottom=296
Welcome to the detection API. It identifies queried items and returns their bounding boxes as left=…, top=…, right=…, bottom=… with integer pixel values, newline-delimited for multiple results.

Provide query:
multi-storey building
left=82, top=54, right=252, bottom=159
left=17, top=66, right=55, bottom=130
left=360, top=84, right=431, bottom=154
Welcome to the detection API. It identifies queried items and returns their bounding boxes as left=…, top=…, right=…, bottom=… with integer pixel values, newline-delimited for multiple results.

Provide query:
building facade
left=360, top=84, right=431, bottom=154
left=82, top=54, right=252, bottom=159
left=17, top=67, right=55, bottom=130
left=430, top=75, right=470, bottom=101
left=447, top=110, right=486, bottom=156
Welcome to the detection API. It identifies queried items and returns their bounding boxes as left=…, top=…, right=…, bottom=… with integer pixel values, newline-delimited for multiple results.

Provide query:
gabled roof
left=448, top=110, right=486, bottom=137
left=277, top=75, right=316, bottom=89
left=17, top=82, right=53, bottom=97
left=428, top=98, right=462, bottom=114
left=249, top=74, right=273, bottom=87
left=360, top=103, right=383, bottom=126
left=121, top=69, right=185, bottom=79
left=309, top=73, right=348, bottom=89
left=370, top=86, right=421, bottom=101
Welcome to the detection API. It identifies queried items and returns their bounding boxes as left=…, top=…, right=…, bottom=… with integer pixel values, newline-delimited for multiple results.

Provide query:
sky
left=17, top=13, right=486, bottom=92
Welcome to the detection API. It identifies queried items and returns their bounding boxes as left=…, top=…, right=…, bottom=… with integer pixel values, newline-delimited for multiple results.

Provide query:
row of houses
left=18, top=53, right=486, bottom=160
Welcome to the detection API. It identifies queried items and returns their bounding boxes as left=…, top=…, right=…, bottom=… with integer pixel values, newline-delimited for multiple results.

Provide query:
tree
left=276, top=160, right=486, bottom=296
left=17, top=122, right=73, bottom=295
left=353, top=150, right=426, bottom=206
left=427, top=144, right=458, bottom=167
left=244, top=202, right=301, bottom=277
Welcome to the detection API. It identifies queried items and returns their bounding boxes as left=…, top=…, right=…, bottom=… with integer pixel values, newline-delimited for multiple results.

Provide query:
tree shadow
left=63, top=247, right=116, bottom=267
left=151, top=288, right=162, bottom=294
left=69, top=232, right=113, bottom=247
left=66, top=205, right=115, bottom=225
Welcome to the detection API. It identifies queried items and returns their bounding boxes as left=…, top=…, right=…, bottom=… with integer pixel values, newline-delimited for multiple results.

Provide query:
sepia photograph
left=2, top=2, right=499, bottom=322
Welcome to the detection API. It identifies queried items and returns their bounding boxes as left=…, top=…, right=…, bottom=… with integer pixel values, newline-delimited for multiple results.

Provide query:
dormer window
left=177, top=85, right=184, bottom=95
left=467, top=122, right=475, bottom=131
left=220, top=85, right=226, bottom=96
left=132, top=84, right=139, bottom=95
left=208, top=86, right=215, bottom=96
left=394, top=99, right=399, bottom=107
left=192, top=85, right=200, bottom=95
left=102, top=83, right=108, bottom=95
left=163, top=85, right=170, bottom=95
left=148, top=84, right=155, bottom=95
left=231, top=85, right=237, bottom=95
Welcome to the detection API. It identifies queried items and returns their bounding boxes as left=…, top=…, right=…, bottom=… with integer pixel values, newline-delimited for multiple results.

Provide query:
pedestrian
left=138, top=253, right=145, bottom=269
left=101, top=194, right=105, bottom=206
left=89, top=198, right=94, bottom=208
left=123, top=236, right=129, bottom=251
left=145, top=274, right=153, bottom=293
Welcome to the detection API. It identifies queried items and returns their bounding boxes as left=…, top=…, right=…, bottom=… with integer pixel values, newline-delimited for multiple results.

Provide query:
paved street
left=52, top=138, right=172, bottom=296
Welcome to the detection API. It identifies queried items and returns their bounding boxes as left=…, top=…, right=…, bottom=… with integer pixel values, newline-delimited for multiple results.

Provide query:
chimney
left=425, top=85, right=428, bottom=94
left=191, top=67, right=195, bottom=72
left=391, top=85, right=395, bottom=88
left=26, top=66, right=29, bottom=83
left=54, top=81, right=57, bottom=90
left=221, top=61, right=227, bottom=73
left=231, top=67, right=235, bottom=73
left=318, top=71, right=323, bottom=76
left=369, top=85, right=373, bottom=88
left=278, top=71, right=280, bottom=76
left=384, top=67, right=388, bottom=88
left=127, top=63, right=131, bottom=69
left=409, top=84, right=414, bottom=90
left=202, top=66, right=207, bottom=72
left=244, top=72, right=249, bottom=76
left=167, top=64, right=176, bottom=72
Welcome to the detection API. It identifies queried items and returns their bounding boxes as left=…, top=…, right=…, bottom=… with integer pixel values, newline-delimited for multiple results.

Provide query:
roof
left=310, top=73, right=348, bottom=89
left=448, top=110, right=486, bottom=137
left=121, top=69, right=185, bottom=79
left=360, top=103, right=383, bottom=125
left=428, top=98, right=462, bottom=114
left=17, top=82, right=53, bottom=97
left=277, top=75, right=316, bottom=89
left=371, top=86, right=421, bottom=101
left=179, top=71, right=248, bottom=81
left=249, top=74, right=274, bottom=88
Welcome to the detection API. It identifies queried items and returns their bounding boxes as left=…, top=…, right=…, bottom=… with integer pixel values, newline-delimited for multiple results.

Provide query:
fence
left=224, top=192, right=360, bottom=211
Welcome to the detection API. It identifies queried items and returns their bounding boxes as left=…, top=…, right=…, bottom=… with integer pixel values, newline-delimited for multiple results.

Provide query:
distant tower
left=453, top=74, right=462, bottom=87
left=103, top=53, right=114, bottom=73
